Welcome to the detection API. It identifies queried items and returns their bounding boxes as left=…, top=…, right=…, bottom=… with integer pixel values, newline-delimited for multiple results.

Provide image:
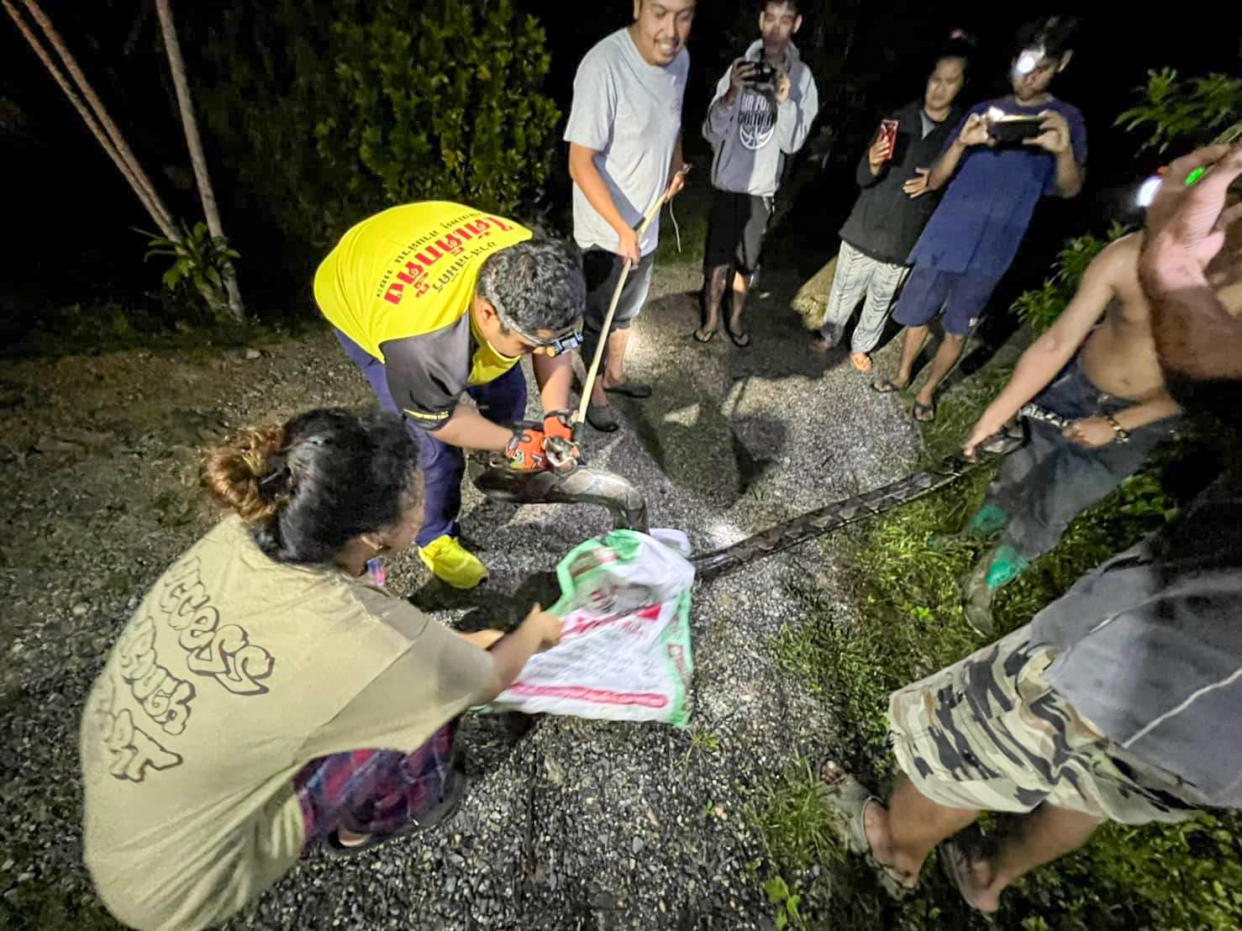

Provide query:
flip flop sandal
left=693, top=327, right=717, bottom=344
left=938, top=837, right=988, bottom=912
left=725, top=325, right=752, bottom=349
left=585, top=403, right=620, bottom=433
left=325, top=769, right=468, bottom=858
left=870, top=377, right=906, bottom=394
left=850, top=353, right=873, bottom=373
left=604, top=380, right=652, bottom=399
left=818, top=760, right=911, bottom=899
left=912, top=400, right=936, bottom=423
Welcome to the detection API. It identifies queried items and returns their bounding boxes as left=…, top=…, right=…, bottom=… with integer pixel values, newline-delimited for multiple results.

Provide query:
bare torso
left=1079, top=235, right=1166, bottom=402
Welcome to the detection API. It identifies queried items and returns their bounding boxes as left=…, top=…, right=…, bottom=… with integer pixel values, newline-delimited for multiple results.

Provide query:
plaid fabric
left=293, top=720, right=458, bottom=843
left=888, top=627, right=1201, bottom=825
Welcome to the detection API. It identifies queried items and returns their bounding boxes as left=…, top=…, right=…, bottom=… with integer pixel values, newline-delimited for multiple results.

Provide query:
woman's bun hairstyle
left=202, top=409, right=419, bottom=564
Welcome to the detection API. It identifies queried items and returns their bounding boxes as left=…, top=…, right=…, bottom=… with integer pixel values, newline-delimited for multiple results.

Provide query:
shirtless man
left=956, top=231, right=1185, bottom=634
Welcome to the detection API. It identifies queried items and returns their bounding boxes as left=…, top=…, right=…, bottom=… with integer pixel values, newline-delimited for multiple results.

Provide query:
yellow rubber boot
left=418, top=534, right=488, bottom=590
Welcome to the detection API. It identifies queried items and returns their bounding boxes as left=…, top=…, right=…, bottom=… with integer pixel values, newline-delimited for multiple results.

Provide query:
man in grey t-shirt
left=564, top=0, right=693, bottom=432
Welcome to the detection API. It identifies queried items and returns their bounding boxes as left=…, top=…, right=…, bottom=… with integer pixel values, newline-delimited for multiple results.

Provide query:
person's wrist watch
left=1104, top=413, right=1130, bottom=444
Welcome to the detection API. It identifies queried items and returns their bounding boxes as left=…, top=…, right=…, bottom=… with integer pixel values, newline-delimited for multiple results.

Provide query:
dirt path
left=0, top=262, right=922, bottom=929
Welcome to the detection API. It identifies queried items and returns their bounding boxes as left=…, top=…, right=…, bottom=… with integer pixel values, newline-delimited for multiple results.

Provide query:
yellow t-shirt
left=80, top=516, right=495, bottom=931
left=314, top=202, right=534, bottom=429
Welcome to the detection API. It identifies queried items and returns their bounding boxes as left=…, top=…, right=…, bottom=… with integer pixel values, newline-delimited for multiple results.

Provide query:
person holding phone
left=872, top=16, right=1087, bottom=421
left=696, top=0, right=819, bottom=348
left=810, top=35, right=972, bottom=372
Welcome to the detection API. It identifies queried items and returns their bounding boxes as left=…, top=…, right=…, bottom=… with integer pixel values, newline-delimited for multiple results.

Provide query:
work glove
left=505, top=424, right=548, bottom=471
left=542, top=410, right=584, bottom=472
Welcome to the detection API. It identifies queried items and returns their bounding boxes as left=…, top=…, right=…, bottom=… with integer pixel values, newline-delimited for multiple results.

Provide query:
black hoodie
left=837, top=100, right=962, bottom=265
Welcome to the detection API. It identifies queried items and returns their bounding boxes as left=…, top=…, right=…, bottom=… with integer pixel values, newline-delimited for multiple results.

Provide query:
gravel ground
left=0, top=261, right=922, bottom=929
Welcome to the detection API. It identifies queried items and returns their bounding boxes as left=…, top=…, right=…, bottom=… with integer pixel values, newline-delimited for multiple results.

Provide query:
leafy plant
left=1010, top=222, right=1132, bottom=334
left=315, top=0, right=559, bottom=220
left=144, top=222, right=241, bottom=323
left=1116, top=68, right=1242, bottom=152
left=764, top=874, right=809, bottom=931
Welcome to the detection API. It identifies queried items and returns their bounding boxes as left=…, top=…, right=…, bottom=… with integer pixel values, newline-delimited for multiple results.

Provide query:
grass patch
left=752, top=356, right=1242, bottom=928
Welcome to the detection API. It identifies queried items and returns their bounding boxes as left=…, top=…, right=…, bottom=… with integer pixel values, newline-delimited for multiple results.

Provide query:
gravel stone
left=0, top=261, right=921, bottom=929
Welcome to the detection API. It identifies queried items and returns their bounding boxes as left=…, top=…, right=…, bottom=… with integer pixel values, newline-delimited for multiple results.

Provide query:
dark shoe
left=603, top=380, right=652, bottom=399
left=959, top=557, right=996, bottom=638
left=810, top=335, right=832, bottom=353
left=586, top=403, right=620, bottom=432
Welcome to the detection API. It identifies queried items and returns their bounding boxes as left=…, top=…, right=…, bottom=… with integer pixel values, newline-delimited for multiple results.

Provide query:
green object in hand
left=1185, top=166, right=1207, bottom=187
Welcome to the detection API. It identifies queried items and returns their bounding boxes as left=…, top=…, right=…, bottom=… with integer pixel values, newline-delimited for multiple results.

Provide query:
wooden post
left=154, top=0, right=245, bottom=322
left=3, top=0, right=178, bottom=241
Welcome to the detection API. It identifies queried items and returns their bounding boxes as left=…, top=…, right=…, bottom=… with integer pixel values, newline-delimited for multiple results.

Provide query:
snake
left=474, top=422, right=1027, bottom=584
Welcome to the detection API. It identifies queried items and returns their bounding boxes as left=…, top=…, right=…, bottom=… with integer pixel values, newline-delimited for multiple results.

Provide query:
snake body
left=476, top=426, right=1026, bottom=583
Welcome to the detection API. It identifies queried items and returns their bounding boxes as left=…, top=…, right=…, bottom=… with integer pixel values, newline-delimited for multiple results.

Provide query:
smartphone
left=877, top=119, right=899, bottom=161
left=987, top=113, right=1045, bottom=146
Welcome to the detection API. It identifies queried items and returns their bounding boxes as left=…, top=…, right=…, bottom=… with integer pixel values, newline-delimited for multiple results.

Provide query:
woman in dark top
left=811, top=39, right=972, bottom=371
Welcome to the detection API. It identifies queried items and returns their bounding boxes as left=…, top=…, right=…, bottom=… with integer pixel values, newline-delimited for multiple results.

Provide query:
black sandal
left=325, top=769, right=467, bottom=857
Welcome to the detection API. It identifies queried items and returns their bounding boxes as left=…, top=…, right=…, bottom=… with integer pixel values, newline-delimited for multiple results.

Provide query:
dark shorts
left=703, top=189, right=772, bottom=276
left=891, top=264, right=1004, bottom=335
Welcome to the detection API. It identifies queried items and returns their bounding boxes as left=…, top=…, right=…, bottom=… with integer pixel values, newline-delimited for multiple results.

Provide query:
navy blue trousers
left=334, top=330, right=527, bottom=547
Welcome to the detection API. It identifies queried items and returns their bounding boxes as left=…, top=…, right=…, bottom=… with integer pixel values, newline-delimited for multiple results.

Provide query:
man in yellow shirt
left=315, top=201, right=585, bottom=588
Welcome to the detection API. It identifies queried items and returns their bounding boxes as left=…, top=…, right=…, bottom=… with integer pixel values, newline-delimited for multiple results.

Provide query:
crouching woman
left=80, top=408, right=560, bottom=930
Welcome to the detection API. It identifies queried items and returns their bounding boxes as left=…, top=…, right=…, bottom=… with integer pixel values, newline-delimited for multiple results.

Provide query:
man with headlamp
left=872, top=16, right=1087, bottom=422
left=315, top=201, right=586, bottom=589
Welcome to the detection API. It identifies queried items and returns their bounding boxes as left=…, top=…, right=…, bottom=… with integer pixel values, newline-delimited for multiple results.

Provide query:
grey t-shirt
left=564, top=29, right=688, bottom=257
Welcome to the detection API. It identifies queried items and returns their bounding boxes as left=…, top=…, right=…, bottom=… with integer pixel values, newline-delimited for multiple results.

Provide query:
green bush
left=197, top=0, right=558, bottom=261
left=1010, top=223, right=1130, bottom=335
left=314, top=0, right=558, bottom=221
left=1116, top=68, right=1242, bottom=152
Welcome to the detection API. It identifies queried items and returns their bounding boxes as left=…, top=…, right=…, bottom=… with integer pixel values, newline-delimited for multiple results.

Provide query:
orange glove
left=505, top=425, right=548, bottom=471
left=543, top=409, right=580, bottom=453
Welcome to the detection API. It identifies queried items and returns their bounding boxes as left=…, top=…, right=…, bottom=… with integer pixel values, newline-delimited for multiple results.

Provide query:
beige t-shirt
left=80, top=516, right=495, bottom=931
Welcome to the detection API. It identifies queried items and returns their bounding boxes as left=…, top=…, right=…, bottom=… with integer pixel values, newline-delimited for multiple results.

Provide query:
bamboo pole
left=19, top=0, right=177, bottom=238
left=153, top=0, right=245, bottom=321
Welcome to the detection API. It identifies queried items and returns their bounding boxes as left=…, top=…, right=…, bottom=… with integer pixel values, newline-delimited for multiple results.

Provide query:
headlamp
left=1015, top=45, right=1045, bottom=76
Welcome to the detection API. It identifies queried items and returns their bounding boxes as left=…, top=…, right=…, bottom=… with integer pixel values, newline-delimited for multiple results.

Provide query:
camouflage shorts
left=887, top=626, right=1200, bottom=825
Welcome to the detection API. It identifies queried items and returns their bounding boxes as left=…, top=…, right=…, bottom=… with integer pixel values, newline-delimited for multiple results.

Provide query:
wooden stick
left=3, top=0, right=177, bottom=241
left=574, top=166, right=690, bottom=426
left=19, top=0, right=178, bottom=240
left=155, top=0, right=245, bottom=322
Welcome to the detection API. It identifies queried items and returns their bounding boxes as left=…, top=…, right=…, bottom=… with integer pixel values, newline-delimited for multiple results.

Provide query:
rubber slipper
left=693, top=327, right=717, bottom=344
left=850, top=352, right=873, bottom=373
left=603, top=380, right=652, bottom=399
left=871, top=377, right=906, bottom=394
left=938, top=836, right=988, bottom=912
left=818, top=760, right=911, bottom=898
left=725, top=325, right=751, bottom=349
left=325, top=769, right=467, bottom=858
left=912, top=399, right=936, bottom=423
left=585, top=403, right=620, bottom=433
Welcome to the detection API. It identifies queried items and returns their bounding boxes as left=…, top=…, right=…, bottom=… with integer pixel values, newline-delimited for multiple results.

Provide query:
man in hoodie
left=695, top=0, right=818, bottom=348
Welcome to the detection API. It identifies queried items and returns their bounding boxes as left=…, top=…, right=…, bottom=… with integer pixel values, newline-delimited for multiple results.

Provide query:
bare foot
left=850, top=352, right=873, bottom=373
left=336, top=826, right=371, bottom=848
